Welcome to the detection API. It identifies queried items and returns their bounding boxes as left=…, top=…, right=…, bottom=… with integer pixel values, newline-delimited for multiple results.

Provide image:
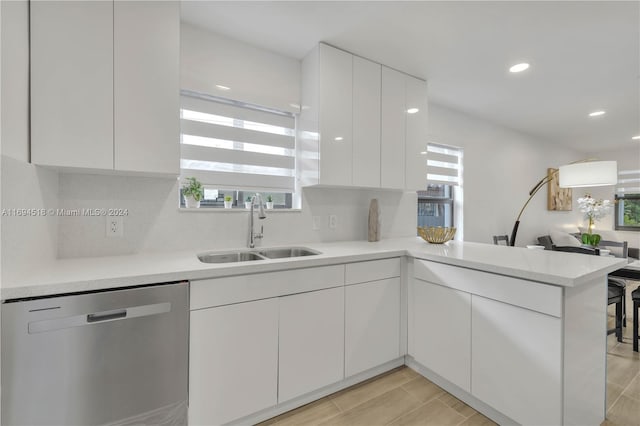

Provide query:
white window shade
left=616, top=169, right=640, bottom=194
left=426, top=143, right=463, bottom=186
left=180, top=92, right=296, bottom=192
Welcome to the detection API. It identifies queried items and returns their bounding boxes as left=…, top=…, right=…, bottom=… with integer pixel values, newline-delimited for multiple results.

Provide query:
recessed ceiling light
left=509, top=63, right=530, bottom=73
left=215, top=84, right=231, bottom=91
left=407, top=108, right=419, bottom=114
left=632, top=135, right=640, bottom=140
left=588, top=110, right=606, bottom=117
left=334, top=136, right=344, bottom=141
left=420, top=151, right=427, bottom=155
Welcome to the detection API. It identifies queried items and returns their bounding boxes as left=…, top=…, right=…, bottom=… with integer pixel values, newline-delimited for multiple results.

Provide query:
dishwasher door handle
left=28, top=302, right=171, bottom=334
left=87, top=309, right=127, bottom=323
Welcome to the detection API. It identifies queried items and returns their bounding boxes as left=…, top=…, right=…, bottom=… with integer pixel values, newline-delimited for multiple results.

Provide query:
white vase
left=224, top=200, right=233, bottom=209
left=184, top=196, right=200, bottom=208
left=245, top=201, right=252, bottom=209
left=266, top=202, right=274, bottom=209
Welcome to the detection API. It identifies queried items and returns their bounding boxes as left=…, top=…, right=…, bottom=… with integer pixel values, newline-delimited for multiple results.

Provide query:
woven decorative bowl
left=417, top=226, right=457, bottom=244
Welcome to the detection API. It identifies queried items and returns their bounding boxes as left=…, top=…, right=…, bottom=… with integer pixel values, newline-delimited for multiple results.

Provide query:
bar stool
left=633, top=287, right=639, bottom=352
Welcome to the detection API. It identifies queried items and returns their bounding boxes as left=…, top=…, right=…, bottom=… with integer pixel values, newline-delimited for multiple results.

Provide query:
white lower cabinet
left=278, top=287, right=345, bottom=403
left=471, top=295, right=562, bottom=426
left=189, top=298, right=279, bottom=426
left=411, top=279, right=471, bottom=392
left=345, top=278, right=401, bottom=377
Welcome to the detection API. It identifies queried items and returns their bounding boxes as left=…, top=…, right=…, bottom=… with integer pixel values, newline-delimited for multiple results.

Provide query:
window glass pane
left=418, top=184, right=454, bottom=229
left=615, top=194, right=640, bottom=230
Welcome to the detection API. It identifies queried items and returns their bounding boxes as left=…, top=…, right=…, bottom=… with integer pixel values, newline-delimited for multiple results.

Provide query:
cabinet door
left=352, top=57, right=381, bottom=187
left=318, top=44, right=353, bottom=186
left=471, top=295, right=562, bottom=426
left=114, top=1, right=180, bottom=175
left=405, top=76, right=428, bottom=190
left=189, top=299, right=279, bottom=425
left=345, top=278, right=400, bottom=377
left=279, top=287, right=345, bottom=402
left=411, top=279, right=471, bottom=392
left=380, top=66, right=406, bottom=189
left=30, top=0, right=113, bottom=169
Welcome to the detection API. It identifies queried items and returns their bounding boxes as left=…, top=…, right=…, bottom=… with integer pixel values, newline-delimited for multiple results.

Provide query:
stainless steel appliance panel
left=1, top=282, right=189, bottom=426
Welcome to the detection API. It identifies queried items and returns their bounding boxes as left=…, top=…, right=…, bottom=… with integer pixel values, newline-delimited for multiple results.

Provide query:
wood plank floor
left=262, top=319, right=639, bottom=425
left=603, top=312, right=640, bottom=426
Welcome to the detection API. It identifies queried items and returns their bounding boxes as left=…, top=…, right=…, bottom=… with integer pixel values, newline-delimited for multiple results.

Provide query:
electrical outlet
left=106, top=216, right=124, bottom=237
left=312, top=216, right=321, bottom=230
left=329, top=214, right=337, bottom=229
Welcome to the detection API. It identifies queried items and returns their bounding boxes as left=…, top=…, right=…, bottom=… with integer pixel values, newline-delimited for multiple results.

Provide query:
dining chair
left=492, top=235, right=509, bottom=245
left=632, top=287, right=639, bottom=352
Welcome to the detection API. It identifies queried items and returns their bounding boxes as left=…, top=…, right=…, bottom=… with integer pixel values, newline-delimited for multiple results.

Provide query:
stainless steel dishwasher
left=1, top=281, right=189, bottom=426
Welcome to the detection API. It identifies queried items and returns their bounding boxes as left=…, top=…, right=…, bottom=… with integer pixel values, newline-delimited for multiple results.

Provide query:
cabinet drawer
left=345, top=258, right=401, bottom=285
left=191, top=265, right=345, bottom=310
left=413, top=259, right=562, bottom=317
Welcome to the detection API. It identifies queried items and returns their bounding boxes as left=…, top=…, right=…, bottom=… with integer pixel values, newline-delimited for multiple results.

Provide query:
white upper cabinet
left=300, top=43, right=427, bottom=190
left=114, top=1, right=179, bottom=175
left=318, top=44, right=353, bottom=186
left=31, top=0, right=114, bottom=170
left=404, top=75, right=428, bottom=190
left=31, top=1, right=180, bottom=175
left=352, top=57, right=382, bottom=188
left=381, top=66, right=406, bottom=189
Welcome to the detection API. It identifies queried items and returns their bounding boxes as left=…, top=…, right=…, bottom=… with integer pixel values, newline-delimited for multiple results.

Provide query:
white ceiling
left=181, top=1, right=640, bottom=153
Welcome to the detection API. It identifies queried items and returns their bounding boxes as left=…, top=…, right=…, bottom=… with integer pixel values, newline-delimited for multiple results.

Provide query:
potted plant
left=578, top=194, right=612, bottom=247
left=223, top=195, right=233, bottom=209
left=245, top=195, right=253, bottom=209
left=182, top=177, right=203, bottom=208
left=266, top=195, right=274, bottom=209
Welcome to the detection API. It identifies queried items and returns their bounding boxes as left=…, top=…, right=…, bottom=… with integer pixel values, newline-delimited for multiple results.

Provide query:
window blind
left=426, top=143, right=463, bottom=186
left=616, top=168, right=640, bottom=194
left=180, top=92, right=296, bottom=192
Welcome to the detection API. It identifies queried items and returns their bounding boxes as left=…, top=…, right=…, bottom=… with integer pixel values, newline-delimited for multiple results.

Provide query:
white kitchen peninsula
left=1, top=239, right=626, bottom=425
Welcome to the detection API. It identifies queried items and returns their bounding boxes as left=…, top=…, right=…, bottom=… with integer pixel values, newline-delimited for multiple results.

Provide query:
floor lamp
left=509, top=160, right=618, bottom=247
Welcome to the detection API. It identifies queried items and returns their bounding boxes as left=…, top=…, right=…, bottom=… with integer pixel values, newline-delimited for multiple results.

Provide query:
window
left=418, top=143, right=463, bottom=231
left=179, top=91, right=296, bottom=209
left=418, top=185, right=454, bottom=227
left=615, top=194, right=640, bottom=230
left=615, top=168, right=640, bottom=230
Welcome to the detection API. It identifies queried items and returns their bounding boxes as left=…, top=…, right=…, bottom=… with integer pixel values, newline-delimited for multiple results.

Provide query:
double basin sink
left=198, top=247, right=320, bottom=264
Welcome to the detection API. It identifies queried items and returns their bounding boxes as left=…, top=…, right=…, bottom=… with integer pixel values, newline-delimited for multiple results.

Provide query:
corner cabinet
left=30, top=1, right=180, bottom=176
left=408, top=258, right=601, bottom=426
left=299, top=43, right=427, bottom=190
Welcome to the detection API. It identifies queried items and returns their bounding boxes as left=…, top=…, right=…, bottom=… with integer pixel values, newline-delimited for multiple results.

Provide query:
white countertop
left=1, top=238, right=628, bottom=300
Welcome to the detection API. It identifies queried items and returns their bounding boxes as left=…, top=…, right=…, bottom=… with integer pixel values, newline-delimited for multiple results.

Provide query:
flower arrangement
left=577, top=194, right=612, bottom=246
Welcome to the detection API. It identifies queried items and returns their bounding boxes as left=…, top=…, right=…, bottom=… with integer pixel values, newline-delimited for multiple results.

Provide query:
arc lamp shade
left=559, top=161, right=617, bottom=188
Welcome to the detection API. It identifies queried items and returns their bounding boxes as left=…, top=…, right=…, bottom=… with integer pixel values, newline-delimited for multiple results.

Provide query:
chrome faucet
left=248, top=193, right=267, bottom=248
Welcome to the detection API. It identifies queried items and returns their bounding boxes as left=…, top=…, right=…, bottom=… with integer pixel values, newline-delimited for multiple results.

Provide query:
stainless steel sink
left=197, top=246, right=321, bottom=264
left=258, top=247, right=321, bottom=259
left=197, top=251, right=266, bottom=263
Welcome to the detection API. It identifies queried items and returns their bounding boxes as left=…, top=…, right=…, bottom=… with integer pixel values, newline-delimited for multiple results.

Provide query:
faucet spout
left=248, top=193, right=267, bottom=248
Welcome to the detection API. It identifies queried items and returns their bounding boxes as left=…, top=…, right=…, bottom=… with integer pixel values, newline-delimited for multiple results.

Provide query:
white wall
left=585, top=144, right=640, bottom=249
left=181, top=23, right=300, bottom=114
left=57, top=173, right=416, bottom=258
left=1, top=0, right=58, bottom=285
left=429, top=103, right=584, bottom=246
